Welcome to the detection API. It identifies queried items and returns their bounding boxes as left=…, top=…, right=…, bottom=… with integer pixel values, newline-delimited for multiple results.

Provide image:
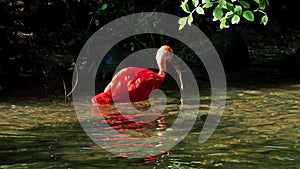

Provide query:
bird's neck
left=158, top=70, right=166, bottom=77
left=156, top=49, right=167, bottom=77
left=157, top=58, right=166, bottom=76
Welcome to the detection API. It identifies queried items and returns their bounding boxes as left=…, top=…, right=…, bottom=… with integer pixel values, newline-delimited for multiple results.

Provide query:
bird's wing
left=105, top=67, right=147, bottom=101
left=127, top=69, right=162, bottom=96
left=104, top=67, right=140, bottom=93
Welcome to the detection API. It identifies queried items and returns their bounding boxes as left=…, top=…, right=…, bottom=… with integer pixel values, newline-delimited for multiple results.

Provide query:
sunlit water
left=0, top=84, right=299, bottom=168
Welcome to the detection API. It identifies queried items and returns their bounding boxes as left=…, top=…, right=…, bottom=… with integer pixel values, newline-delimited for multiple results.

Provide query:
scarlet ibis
left=92, top=45, right=183, bottom=105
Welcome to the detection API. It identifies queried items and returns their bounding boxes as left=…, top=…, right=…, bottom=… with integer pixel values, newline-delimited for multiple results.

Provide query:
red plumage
left=92, top=45, right=174, bottom=106
left=92, top=67, right=165, bottom=105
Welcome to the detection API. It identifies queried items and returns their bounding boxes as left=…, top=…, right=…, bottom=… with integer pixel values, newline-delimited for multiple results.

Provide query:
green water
left=0, top=84, right=299, bottom=168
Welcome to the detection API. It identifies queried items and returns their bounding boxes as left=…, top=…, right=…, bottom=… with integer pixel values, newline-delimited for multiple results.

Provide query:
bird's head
left=156, top=45, right=173, bottom=74
left=157, top=45, right=174, bottom=62
left=156, top=45, right=183, bottom=91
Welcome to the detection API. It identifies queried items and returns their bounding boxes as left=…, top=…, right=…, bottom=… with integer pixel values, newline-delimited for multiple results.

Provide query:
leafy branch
left=179, top=0, right=269, bottom=30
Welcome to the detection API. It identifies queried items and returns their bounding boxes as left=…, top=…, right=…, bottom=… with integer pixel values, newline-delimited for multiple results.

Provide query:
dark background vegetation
left=0, top=0, right=299, bottom=98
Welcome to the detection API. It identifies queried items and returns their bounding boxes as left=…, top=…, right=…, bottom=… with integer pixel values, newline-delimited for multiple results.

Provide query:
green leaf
left=179, top=24, right=185, bottom=30
left=94, top=10, right=100, bottom=16
left=202, top=0, right=210, bottom=4
left=187, top=14, right=194, bottom=26
left=213, top=7, right=223, bottom=20
left=239, top=1, right=250, bottom=8
left=195, top=6, right=205, bottom=14
left=259, top=0, right=266, bottom=10
left=100, top=3, right=108, bottom=10
left=243, top=11, right=254, bottom=21
left=253, top=0, right=259, bottom=4
left=203, top=2, right=213, bottom=8
left=178, top=17, right=188, bottom=25
left=218, top=0, right=226, bottom=8
left=95, top=19, right=100, bottom=26
left=260, top=15, right=268, bottom=25
left=178, top=17, right=188, bottom=30
left=225, top=11, right=234, bottom=18
left=226, top=2, right=234, bottom=11
left=234, top=5, right=242, bottom=15
left=220, top=20, right=229, bottom=29
left=231, top=15, right=240, bottom=24
left=181, top=0, right=190, bottom=13
left=192, top=0, right=199, bottom=7
left=231, top=0, right=236, bottom=2
left=265, top=0, right=269, bottom=6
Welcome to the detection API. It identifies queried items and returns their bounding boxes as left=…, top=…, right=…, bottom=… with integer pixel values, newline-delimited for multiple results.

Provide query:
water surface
left=0, top=84, right=299, bottom=168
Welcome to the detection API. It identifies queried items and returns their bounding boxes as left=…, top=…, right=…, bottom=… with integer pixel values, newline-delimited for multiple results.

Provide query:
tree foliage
left=179, top=0, right=269, bottom=30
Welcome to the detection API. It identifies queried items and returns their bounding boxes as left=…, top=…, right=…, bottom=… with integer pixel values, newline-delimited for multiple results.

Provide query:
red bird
left=92, top=45, right=182, bottom=105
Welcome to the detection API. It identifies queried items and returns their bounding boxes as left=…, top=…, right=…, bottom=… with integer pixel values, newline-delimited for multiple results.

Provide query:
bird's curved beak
left=169, top=59, right=183, bottom=91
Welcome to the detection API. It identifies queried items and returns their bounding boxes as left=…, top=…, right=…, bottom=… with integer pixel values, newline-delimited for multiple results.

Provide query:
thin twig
left=60, top=73, right=67, bottom=100
left=66, top=64, right=78, bottom=98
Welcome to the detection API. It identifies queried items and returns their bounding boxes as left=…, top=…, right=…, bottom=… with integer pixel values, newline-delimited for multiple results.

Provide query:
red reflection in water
left=133, top=151, right=171, bottom=166
left=91, top=103, right=170, bottom=165
left=90, top=145, right=170, bottom=165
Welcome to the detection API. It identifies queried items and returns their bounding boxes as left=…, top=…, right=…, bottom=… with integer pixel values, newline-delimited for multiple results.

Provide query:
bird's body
left=92, top=45, right=178, bottom=106
left=92, top=67, right=165, bottom=105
